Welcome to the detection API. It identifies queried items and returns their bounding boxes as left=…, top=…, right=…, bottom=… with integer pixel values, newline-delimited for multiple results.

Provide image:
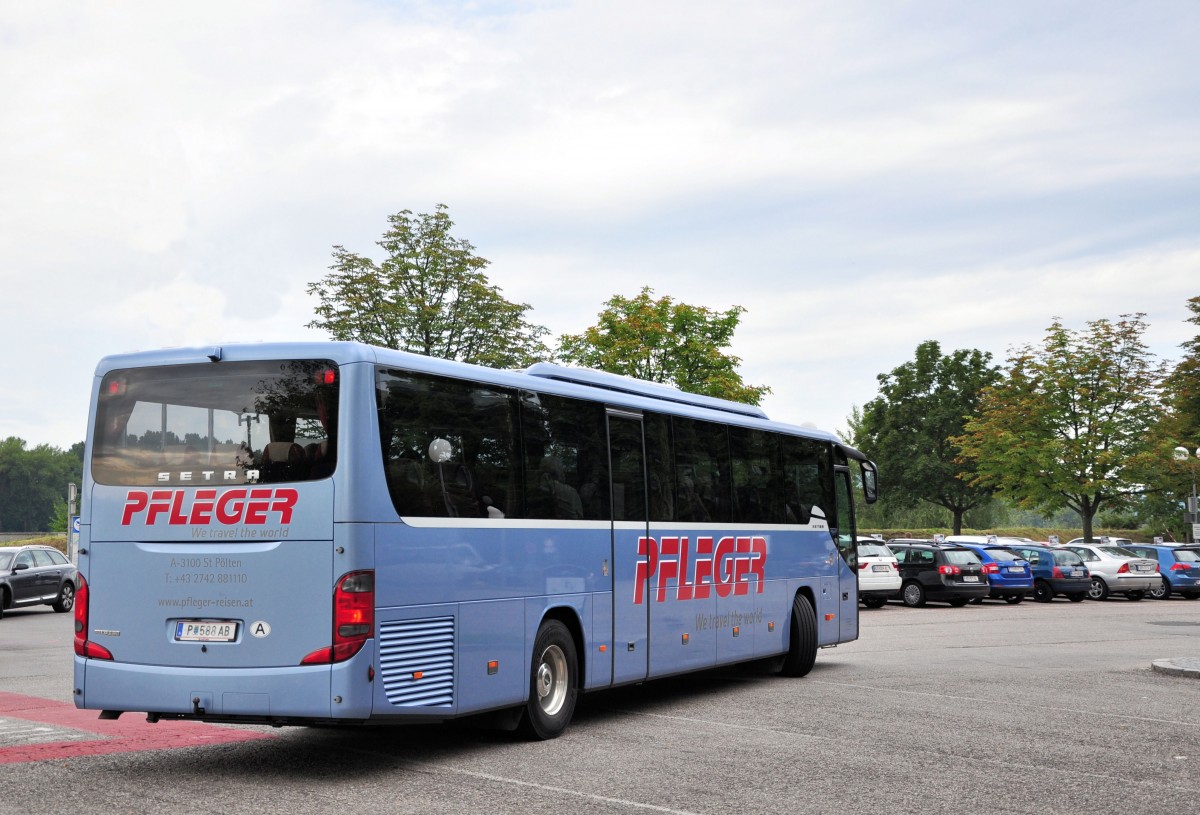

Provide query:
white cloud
left=0, top=0, right=1197, bottom=449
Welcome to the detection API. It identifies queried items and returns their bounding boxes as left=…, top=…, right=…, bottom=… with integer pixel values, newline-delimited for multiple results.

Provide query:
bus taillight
left=73, top=575, right=113, bottom=660
left=301, top=570, right=375, bottom=665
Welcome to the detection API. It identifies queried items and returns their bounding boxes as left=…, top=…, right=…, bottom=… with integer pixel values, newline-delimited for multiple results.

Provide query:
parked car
left=886, top=541, right=990, bottom=607
left=1059, top=543, right=1161, bottom=601
left=1121, top=544, right=1200, bottom=600
left=0, top=545, right=78, bottom=619
left=1010, top=544, right=1090, bottom=602
left=1066, top=537, right=1133, bottom=547
left=856, top=538, right=901, bottom=608
left=944, top=536, right=1034, bottom=604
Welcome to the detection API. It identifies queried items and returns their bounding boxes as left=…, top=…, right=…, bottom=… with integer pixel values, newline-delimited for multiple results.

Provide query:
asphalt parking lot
left=2, top=595, right=1198, bottom=814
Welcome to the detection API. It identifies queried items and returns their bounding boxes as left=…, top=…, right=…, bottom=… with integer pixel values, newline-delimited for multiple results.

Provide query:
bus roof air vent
left=523, top=362, right=769, bottom=420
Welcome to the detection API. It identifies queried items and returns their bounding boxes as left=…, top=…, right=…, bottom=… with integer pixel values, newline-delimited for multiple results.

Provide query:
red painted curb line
left=0, top=691, right=275, bottom=764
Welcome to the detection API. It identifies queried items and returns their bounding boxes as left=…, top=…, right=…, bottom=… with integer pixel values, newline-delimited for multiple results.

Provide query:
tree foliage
left=1142, top=296, right=1200, bottom=541
left=556, top=287, right=769, bottom=405
left=307, top=205, right=549, bottom=368
left=0, top=437, right=83, bottom=532
left=956, top=314, right=1169, bottom=541
left=853, top=341, right=1001, bottom=534
left=1166, top=296, right=1200, bottom=443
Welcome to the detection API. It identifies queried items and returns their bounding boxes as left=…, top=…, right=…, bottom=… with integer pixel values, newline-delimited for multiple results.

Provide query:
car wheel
left=969, top=597, right=984, bottom=605
left=901, top=581, right=926, bottom=608
left=1149, top=580, right=1170, bottom=600
left=1004, top=594, right=1023, bottom=605
left=1033, top=580, right=1053, bottom=603
left=1125, top=590, right=1145, bottom=601
left=52, top=582, right=75, bottom=613
left=1067, top=593, right=1087, bottom=602
left=1087, top=577, right=1109, bottom=601
left=1181, top=591, right=1200, bottom=600
left=861, top=596, right=887, bottom=609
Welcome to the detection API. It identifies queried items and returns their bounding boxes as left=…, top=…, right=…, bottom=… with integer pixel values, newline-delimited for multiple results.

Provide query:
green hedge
left=0, top=534, right=69, bottom=554
left=859, top=528, right=1152, bottom=543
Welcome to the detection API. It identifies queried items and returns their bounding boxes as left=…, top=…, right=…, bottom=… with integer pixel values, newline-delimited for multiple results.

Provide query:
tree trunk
left=952, top=508, right=964, bottom=535
left=1080, top=508, right=1096, bottom=541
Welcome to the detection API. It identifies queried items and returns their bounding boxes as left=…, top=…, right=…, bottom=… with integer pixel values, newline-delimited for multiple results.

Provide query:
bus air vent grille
left=379, top=617, right=456, bottom=708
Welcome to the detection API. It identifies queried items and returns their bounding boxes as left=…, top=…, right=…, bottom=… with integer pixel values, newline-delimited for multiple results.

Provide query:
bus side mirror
left=861, top=463, right=878, bottom=504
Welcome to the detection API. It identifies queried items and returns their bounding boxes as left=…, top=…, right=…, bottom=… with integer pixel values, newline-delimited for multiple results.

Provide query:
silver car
left=1060, top=543, right=1161, bottom=601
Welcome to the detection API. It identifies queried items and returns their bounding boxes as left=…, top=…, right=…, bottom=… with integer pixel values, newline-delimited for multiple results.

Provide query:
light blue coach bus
left=74, top=342, right=877, bottom=739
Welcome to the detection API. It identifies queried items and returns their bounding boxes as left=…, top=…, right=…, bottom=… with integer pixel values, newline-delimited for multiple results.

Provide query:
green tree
left=1170, top=296, right=1200, bottom=439
left=1140, top=296, right=1200, bottom=541
left=0, top=437, right=83, bottom=532
left=956, top=314, right=1169, bottom=541
left=307, top=205, right=549, bottom=368
left=853, top=341, right=1001, bottom=534
left=556, top=287, right=769, bottom=405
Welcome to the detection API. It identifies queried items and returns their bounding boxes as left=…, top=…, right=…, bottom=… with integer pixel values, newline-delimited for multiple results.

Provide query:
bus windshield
left=91, top=359, right=338, bottom=486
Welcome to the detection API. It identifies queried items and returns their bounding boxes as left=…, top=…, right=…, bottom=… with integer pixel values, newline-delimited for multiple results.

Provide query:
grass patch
left=1, top=534, right=69, bottom=554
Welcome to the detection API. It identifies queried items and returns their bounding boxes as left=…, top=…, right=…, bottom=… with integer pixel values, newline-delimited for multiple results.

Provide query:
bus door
left=832, top=465, right=860, bottom=642
left=607, top=410, right=649, bottom=685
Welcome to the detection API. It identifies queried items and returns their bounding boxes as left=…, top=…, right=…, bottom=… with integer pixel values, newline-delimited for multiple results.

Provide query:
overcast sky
left=2, top=0, right=1197, bottom=451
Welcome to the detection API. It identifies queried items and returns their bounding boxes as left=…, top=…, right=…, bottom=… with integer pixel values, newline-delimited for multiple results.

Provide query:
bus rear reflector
left=301, top=570, right=374, bottom=665
left=74, top=575, right=113, bottom=660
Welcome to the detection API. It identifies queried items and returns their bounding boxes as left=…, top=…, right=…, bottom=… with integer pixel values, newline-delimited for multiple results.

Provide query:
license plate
left=963, top=575, right=980, bottom=583
left=175, top=620, right=238, bottom=642
left=872, top=564, right=890, bottom=572
left=1135, top=564, right=1152, bottom=572
left=1007, top=567, right=1025, bottom=574
left=1073, top=569, right=1086, bottom=577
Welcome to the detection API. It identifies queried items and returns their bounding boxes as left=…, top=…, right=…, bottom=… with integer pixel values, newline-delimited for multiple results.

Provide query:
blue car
left=1010, top=544, right=1090, bottom=602
left=1122, top=544, right=1200, bottom=600
left=945, top=537, right=1034, bottom=604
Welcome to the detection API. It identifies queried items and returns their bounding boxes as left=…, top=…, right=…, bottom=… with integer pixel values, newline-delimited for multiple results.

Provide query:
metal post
left=67, top=481, right=79, bottom=562
left=1179, top=447, right=1200, bottom=545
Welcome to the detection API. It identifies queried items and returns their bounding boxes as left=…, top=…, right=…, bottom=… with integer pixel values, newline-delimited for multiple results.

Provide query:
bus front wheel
left=779, top=593, right=817, bottom=678
left=518, top=619, right=578, bottom=740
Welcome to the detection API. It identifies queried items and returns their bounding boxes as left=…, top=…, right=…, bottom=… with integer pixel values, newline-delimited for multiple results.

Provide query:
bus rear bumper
left=74, top=650, right=374, bottom=723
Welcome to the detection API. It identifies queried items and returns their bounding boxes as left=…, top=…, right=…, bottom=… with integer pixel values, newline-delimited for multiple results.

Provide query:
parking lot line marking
left=0, top=692, right=275, bottom=764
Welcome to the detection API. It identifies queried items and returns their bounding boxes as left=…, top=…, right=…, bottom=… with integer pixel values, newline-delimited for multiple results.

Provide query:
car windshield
left=858, top=544, right=893, bottom=558
left=1053, top=550, right=1084, bottom=566
left=985, top=547, right=1021, bottom=562
left=1102, top=546, right=1138, bottom=558
left=1175, top=548, right=1200, bottom=563
left=0, top=551, right=13, bottom=570
left=943, top=549, right=981, bottom=565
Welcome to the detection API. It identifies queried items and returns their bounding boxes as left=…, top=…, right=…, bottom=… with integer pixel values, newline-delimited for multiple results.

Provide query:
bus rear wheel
left=518, top=619, right=578, bottom=740
left=779, top=593, right=817, bottom=677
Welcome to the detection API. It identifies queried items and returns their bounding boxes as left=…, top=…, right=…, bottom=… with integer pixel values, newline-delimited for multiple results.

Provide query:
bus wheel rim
left=536, top=644, right=568, bottom=716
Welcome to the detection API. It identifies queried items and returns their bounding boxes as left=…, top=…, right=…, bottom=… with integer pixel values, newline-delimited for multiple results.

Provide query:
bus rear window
left=92, top=360, right=338, bottom=486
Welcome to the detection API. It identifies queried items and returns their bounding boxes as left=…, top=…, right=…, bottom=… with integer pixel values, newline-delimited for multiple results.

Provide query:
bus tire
left=518, top=619, right=578, bottom=740
left=779, top=593, right=817, bottom=678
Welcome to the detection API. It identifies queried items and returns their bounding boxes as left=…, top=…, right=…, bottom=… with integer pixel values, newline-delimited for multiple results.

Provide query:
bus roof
left=93, top=341, right=841, bottom=444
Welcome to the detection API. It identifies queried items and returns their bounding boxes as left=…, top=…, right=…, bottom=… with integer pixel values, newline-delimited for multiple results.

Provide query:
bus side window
left=672, top=417, right=730, bottom=523
left=729, top=426, right=784, bottom=524
left=376, top=368, right=518, bottom=519
left=781, top=436, right=833, bottom=526
left=519, top=391, right=609, bottom=521
left=644, top=412, right=675, bottom=522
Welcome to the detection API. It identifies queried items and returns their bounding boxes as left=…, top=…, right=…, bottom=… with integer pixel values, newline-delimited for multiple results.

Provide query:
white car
left=1060, top=543, right=1161, bottom=601
left=856, top=539, right=901, bottom=608
left=1066, top=536, right=1133, bottom=547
